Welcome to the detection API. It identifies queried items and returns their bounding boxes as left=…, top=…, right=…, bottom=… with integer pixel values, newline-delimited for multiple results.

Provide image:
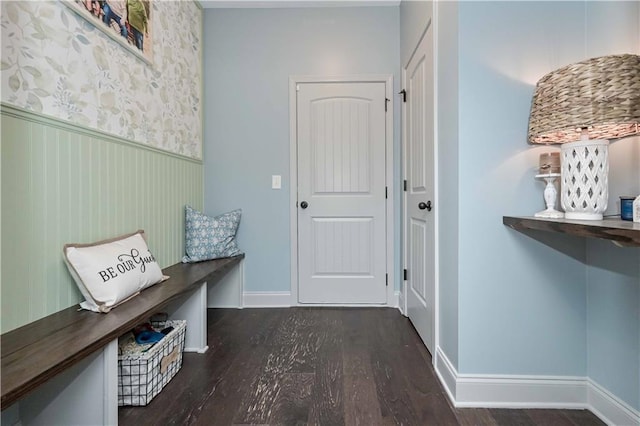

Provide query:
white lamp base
left=535, top=173, right=564, bottom=218
left=564, top=211, right=603, bottom=221
left=560, top=139, right=608, bottom=221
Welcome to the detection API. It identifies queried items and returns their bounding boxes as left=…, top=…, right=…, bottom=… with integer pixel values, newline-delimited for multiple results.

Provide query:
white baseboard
left=183, top=345, right=209, bottom=354
left=455, top=376, right=586, bottom=409
left=243, top=291, right=292, bottom=308
left=588, top=378, right=640, bottom=426
left=398, top=290, right=406, bottom=316
left=242, top=290, right=402, bottom=309
left=434, top=346, right=458, bottom=403
left=434, top=347, right=640, bottom=425
left=391, top=290, right=400, bottom=309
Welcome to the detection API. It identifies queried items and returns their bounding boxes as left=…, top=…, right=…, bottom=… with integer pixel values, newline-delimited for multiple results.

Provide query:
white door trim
left=289, top=74, right=395, bottom=307
left=432, top=3, right=441, bottom=362
left=401, top=65, right=408, bottom=317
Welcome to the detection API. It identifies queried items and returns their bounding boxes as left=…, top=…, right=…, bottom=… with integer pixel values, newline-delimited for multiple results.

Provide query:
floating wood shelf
left=503, top=216, right=640, bottom=247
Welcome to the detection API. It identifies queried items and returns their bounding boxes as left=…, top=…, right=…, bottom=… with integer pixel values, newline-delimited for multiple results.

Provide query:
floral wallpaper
left=1, top=1, right=203, bottom=159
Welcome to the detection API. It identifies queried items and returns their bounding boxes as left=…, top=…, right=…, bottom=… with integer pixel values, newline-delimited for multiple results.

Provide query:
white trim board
left=1, top=103, right=202, bottom=164
left=435, top=347, right=640, bottom=426
left=243, top=292, right=292, bottom=308
left=289, top=74, right=396, bottom=308
left=200, top=1, right=400, bottom=8
left=241, top=291, right=400, bottom=309
left=391, top=290, right=400, bottom=309
left=588, top=379, right=640, bottom=426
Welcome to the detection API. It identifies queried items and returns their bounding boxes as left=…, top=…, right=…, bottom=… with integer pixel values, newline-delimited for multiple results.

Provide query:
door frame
left=289, top=74, right=395, bottom=307
left=401, top=15, right=440, bottom=361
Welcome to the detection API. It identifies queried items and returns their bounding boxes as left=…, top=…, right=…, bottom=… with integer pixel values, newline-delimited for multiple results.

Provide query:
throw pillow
left=182, top=206, right=242, bottom=263
left=63, top=230, right=165, bottom=313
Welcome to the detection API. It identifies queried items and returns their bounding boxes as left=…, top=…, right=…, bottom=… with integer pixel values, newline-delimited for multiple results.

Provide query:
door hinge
left=399, top=89, right=407, bottom=103
left=403, top=180, right=407, bottom=191
left=404, top=269, right=408, bottom=281
left=385, top=98, right=390, bottom=112
left=296, top=84, right=300, bottom=91
left=385, top=186, right=388, bottom=199
left=386, top=273, right=388, bottom=286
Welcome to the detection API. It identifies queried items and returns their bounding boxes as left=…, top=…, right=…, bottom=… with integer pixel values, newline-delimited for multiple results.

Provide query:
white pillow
left=63, top=230, right=165, bottom=313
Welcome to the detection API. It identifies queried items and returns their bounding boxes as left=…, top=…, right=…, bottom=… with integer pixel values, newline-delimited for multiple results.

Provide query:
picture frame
left=61, top=0, right=153, bottom=65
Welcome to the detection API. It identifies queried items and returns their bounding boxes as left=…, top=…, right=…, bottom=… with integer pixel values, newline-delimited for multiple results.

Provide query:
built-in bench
left=1, top=254, right=244, bottom=426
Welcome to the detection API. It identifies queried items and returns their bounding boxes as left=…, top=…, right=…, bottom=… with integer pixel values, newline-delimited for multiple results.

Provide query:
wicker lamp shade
left=527, top=54, right=640, bottom=220
left=528, top=54, right=640, bottom=144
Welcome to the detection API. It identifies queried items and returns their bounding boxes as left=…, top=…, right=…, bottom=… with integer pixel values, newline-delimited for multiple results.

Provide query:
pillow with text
left=64, top=230, right=165, bottom=313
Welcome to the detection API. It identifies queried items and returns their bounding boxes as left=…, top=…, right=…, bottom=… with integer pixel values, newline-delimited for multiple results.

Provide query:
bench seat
left=1, top=254, right=244, bottom=409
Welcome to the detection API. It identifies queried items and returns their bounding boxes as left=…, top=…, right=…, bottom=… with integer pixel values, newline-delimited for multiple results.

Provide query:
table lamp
left=528, top=54, right=640, bottom=220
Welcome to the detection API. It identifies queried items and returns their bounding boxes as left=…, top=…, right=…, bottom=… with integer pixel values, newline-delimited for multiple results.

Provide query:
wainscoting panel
left=1, top=105, right=203, bottom=333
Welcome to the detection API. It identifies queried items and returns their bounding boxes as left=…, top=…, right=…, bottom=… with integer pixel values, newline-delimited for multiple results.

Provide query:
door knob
left=300, top=201, right=309, bottom=209
left=419, top=201, right=432, bottom=211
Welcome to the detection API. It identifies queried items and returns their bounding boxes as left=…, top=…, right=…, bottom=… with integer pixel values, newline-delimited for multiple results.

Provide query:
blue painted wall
left=456, top=0, right=639, bottom=408
left=399, top=0, right=431, bottom=67
left=587, top=241, right=640, bottom=411
left=457, top=0, right=589, bottom=377
left=204, top=0, right=639, bottom=411
left=203, top=7, right=400, bottom=293
left=400, top=0, right=639, bottom=410
left=583, top=2, right=640, bottom=411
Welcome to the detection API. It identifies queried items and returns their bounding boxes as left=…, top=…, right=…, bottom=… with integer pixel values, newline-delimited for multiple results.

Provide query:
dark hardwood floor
left=119, top=308, right=604, bottom=426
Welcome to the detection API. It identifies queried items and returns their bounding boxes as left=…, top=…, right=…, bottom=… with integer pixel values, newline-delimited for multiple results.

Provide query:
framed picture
left=62, top=0, right=153, bottom=64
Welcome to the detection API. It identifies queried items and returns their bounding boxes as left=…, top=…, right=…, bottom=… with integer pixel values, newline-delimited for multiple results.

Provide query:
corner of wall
left=435, top=0, right=460, bottom=370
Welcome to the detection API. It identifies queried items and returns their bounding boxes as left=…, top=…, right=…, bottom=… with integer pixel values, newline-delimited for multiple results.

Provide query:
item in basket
left=118, top=332, right=154, bottom=356
left=128, top=321, right=169, bottom=352
left=135, top=330, right=165, bottom=345
left=133, top=323, right=153, bottom=335
left=132, top=323, right=165, bottom=344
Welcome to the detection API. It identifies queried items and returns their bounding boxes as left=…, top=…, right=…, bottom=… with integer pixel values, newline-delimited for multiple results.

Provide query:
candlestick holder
left=535, top=173, right=564, bottom=218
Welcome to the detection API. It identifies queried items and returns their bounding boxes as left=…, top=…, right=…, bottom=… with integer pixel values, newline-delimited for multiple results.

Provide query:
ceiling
left=200, top=0, right=401, bottom=8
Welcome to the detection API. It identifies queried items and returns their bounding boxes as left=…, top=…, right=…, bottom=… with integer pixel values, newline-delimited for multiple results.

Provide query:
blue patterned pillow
left=182, top=206, right=242, bottom=263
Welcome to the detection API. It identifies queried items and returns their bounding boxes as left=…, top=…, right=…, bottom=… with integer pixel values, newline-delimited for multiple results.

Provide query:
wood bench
left=1, top=254, right=244, bottom=425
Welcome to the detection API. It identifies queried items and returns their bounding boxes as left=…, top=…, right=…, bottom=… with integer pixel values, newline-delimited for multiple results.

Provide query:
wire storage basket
left=118, top=319, right=187, bottom=406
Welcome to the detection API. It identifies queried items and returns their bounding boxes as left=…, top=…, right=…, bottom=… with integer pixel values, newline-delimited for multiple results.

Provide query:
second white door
left=297, top=82, right=387, bottom=304
left=404, top=24, right=436, bottom=354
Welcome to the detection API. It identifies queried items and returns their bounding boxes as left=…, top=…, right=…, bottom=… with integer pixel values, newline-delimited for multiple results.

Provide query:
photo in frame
left=62, top=0, right=153, bottom=64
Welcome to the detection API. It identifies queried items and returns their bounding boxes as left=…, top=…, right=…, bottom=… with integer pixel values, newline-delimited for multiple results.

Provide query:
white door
left=297, top=82, right=387, bottom=304
left=404, top=26, right=435, bottom=353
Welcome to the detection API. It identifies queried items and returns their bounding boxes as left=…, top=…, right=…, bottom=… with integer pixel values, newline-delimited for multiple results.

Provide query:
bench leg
left=168, top=281, right=208, bottom=353
left=207, top=258, right=245, bottom=308
left=4, top=339, right=118, bottom=425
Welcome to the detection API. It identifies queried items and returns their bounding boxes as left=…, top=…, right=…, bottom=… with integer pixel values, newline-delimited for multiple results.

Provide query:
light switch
left=272, top=175, right=281, bottom=189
